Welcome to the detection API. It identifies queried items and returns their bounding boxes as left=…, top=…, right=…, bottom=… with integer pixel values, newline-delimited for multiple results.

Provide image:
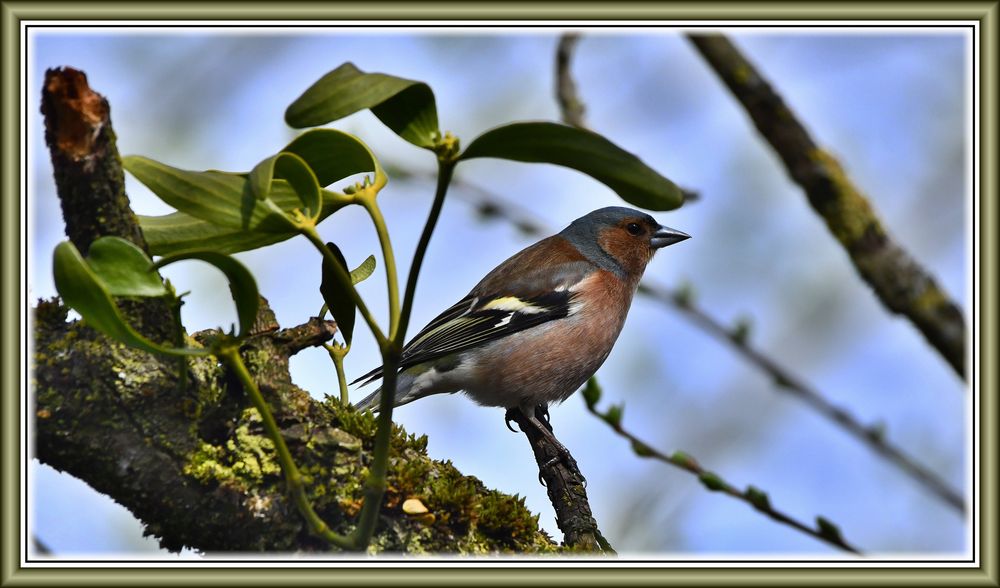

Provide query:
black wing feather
left=351, top=289, right=575, bottom=386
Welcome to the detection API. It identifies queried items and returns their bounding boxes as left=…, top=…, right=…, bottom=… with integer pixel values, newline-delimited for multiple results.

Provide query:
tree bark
left=509, top=409, right=615, bottom=554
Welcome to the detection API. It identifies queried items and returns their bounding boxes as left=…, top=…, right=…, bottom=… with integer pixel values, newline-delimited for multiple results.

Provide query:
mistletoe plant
left=52, top=62, right=684, bottom=551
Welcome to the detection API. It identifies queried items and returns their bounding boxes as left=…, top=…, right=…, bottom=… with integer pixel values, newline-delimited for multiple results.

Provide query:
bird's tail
left=352, top=368, right=424, bottom=412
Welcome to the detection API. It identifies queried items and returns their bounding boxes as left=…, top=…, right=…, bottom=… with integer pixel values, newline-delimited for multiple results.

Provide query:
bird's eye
left=626, top=223, right=643, bottom=236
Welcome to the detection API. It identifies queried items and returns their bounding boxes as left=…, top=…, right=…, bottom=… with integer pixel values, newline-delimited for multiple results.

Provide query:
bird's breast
left=460, top=269, right=634, bottom=409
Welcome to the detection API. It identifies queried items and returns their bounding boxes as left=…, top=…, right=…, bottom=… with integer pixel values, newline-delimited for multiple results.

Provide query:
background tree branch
left=555, top=33, right=588, bottom=130
left=553, top=33, right=700, bottom=205
left=583, top=379, right=861, bottom=554
left=687, top=33, right=966, bottom=380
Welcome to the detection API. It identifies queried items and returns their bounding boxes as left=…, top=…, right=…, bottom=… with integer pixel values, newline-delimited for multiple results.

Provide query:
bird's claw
left=506, top=406, right=586, bottom=487
left=504, top=408, right=520, bottom=433
left=534, top=404, right=553, bottom=432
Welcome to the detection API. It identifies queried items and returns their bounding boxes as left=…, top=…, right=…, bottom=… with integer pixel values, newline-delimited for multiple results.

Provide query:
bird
left=352, top=206, right=689, bottom=471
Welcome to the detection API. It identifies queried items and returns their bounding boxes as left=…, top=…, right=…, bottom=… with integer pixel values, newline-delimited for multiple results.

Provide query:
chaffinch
left=353, top=206, right=689, bottom=434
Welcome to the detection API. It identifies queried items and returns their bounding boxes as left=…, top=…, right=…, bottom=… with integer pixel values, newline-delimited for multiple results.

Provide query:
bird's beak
left=650, top=225, right=691, bottom=249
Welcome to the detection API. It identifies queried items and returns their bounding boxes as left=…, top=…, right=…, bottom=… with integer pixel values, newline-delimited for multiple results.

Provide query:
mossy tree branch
left=34, top=67, right=554, bottom=554
left=35, top=299, right=552, bottom=553
left=687, top=33, right=966, bottom=380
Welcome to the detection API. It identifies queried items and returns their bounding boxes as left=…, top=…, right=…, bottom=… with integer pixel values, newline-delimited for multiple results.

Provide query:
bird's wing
left=351, top=239, right=594, bottom=387
left=401, top=287, right=576, bottom=364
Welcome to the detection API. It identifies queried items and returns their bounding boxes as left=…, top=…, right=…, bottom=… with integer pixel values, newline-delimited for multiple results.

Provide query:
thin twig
left=641, top=281, right=965, bottom=514
left=687, top=33, right=966, bottom=380
left=272, top=317, right=338, bottom=356
left=582, top=379, right=861, bottom=555
left=552, top=34, right=701, bottom=204
left=443, top=176, right=964, bottom=516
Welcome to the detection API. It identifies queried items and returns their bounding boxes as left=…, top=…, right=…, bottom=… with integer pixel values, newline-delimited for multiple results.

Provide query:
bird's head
left=560, top=206, right=690, bottom=281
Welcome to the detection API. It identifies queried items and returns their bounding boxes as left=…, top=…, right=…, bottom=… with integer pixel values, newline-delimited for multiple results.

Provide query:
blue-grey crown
left=560, top=207, right=655, bottom=241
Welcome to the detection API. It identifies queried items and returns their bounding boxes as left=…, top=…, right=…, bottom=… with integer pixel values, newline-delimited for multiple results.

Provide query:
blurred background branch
left=583, top=379, right=861, bottom=554
left=555, top=32, right=701, bottom=205
left=687, top=33, right=966, bottom=380
left=641, top=279, right=965, bottom=514
left=555, top=33, right=588, bottom=130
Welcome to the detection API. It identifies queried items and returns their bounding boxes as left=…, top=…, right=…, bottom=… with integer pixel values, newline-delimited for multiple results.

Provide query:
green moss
left=477, top=491, right=542, bottom=545
left=733, top=63, right=752, bottom=86
left=911, top=282, right=953, bottom=318
left=34, top=297, right=68, bottom=328
left=41, top=322, right=80, bottom=362
left=243, top=347, right=271, bottom=373
left=311, top=399, right=556, bottom=553
left=111, top=350, right=163, bottom=399
left=330, top=401, right=379, bottom=442
left=808, top=148, right=884, bottom=247
left=187, top=354, right=225, bottom=407
left=185, top=442, right=233, bottom=485
left=184, top=408, right=281, bottom=490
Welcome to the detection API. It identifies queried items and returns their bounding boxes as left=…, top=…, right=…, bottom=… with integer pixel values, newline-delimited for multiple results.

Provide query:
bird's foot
left=506, top=406, right=587, bottom=486
left=534, top=404, right=553, bottom=432
left=529, top=410, right=586, bottom=487
left=504, top=407, right=520, bottom=433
